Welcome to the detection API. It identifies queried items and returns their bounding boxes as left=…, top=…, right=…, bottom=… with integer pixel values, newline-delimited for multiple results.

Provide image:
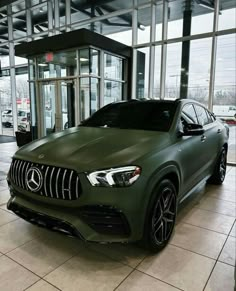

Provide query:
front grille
left=79, top=205, right=131, bottom=236
left=9, top=158, right=82, bottom=200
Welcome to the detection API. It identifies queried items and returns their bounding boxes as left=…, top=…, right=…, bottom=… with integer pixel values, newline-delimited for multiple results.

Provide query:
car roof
left=118, top=98, right=207, bottom=108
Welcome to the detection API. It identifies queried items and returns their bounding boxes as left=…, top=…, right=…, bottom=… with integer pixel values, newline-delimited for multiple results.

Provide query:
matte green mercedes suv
left=7, top=99, right=229, bottom=251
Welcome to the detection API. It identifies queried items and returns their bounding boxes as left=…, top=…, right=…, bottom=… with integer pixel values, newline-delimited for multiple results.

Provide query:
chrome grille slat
left=44, top=166, right=49, bottom=197
left=62, top=169, right=67, bottom=200
left=21, top=161, right=26, bottom=189
left=68, top=170, right=73, bottom=200
left=25, top=162, right=31, bottom=190
left=49, top=167, right=55, bottom=198
left=9, top=159, right=82, bottom=200
left=55, top=168, right=60, bottom=199
left=18, top=161, right=23, bottom=188
left=75, top=176, right=79, bottom=199
left=12, top=159, right=16, bottom=185
left=15, top=160, right=20, bottom=187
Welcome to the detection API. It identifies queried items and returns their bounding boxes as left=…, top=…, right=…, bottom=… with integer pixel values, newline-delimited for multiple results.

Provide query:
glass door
left=40, top=82, right=56, bottom=136
left=39, top=79, right=76, bottom=137
left=60, top=80, right=75, bottom=130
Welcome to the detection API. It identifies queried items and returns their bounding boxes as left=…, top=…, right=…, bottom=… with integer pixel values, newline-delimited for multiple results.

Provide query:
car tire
left=208, top=147, right=227, bottom=185
left=143, top=179, right=177, bottom=252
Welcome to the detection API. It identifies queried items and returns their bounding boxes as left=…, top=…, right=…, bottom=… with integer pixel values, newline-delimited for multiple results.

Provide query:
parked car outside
left=1, top=109, right=13, bottom=127
left=7, top=99, right=229, bottom=251
left=18, top=110, right=30, bottom=129
left=1, top=109, right=30, bottom=130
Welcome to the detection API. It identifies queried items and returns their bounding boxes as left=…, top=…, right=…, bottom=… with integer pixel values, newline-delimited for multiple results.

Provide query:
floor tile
left=205, top=262, right=235, bottom=291
left=0, top=203, right=13, bottom=213
left=138, top=244, right=215, bottom=291
left=0, top=208, right=18, bottom=226
left=88, top=242, right=148, bottom=268
left=0, top=219, right=42, bottom=254
left=0, top=255, right=39, bottom=291
left=207, top=182, right=236, bottom=194
left=116, top=270, right=179, bottom=291
left=219, top=236, right=236, bottom=266
left=206, top=187, right=236, bottom=203
left=26, top=279, right=59, bottom=291
left=230, top=221, right=236, bottom=237
left=179, top=207, right=235, bottom=235
left=224, top=174, right=236, bottom=183
left=0, top=188, right=10, bottom=205
left=8, top=231, right=83, bottom=277
left=0, top=185, right=7, bottom=191
left=195, top=196, right=236, bottom=217
left=0, top=180, right=8, bottom=188
left=45, top=247, right=132, bottom=291
left=170, top=223, right=227, bottom=259
left=227, top=169, right=236, bottom=178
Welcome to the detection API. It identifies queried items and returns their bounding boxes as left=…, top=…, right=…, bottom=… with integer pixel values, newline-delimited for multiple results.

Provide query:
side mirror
left=179, top=123, right=204, bottom=137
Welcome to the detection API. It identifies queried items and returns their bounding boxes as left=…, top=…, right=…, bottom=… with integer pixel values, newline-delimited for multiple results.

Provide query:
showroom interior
left=0, top=0, right=235, bottom=290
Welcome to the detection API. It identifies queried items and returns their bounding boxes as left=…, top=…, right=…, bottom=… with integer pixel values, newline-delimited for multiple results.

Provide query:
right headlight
left=87, top=166, right=141, bottom=187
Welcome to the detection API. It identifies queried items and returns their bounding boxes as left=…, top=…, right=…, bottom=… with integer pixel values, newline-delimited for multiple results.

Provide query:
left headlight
left=87, top=166, right=141, bottom=187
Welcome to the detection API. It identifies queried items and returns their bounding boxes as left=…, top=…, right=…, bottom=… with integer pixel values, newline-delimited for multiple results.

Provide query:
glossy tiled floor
left=0, top=142, right=235, bottom=291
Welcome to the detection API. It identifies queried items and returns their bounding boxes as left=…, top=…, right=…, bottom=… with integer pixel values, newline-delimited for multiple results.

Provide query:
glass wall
left=16, top=68, right=30, bottom=130
left=214, top=33, right=236, bottom=164
left=104, top=53, right=124, bottom=105
left=165, top=42, right=182, bottom=99
left=0, top=76, right=13, bottom=136
left=137, top=47, right=149, bottom=99
left=188, top=38, right=212, bottom=106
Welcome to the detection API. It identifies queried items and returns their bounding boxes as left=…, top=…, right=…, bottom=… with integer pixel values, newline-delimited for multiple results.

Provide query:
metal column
left=208, top=0, right=220, bottom=111
left=7, top=5, right=18, bottom=135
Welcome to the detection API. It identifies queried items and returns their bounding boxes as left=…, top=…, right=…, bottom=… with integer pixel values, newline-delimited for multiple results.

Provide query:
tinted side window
left=182, top=104, right=198, bottom=124
left=205, top=109, right=215, bottom=123
left=194, top=105, right=210, bottom=126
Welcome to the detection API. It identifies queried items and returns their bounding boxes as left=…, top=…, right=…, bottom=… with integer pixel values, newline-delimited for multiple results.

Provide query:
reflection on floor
left=0, top=142, right=235, bottom=291
left=0, top=135, right=16, bottom=144
left=228, top=125, right=236, bottom=164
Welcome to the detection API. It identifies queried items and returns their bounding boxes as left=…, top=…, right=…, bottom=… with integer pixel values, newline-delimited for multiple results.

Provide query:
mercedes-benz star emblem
left=26, top=167, right=43, bottom=192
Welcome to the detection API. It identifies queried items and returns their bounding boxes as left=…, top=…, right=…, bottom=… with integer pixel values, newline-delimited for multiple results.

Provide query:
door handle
left=201, top=135, right=206, bottom=142
left=217, top=129, right=222, bottom=134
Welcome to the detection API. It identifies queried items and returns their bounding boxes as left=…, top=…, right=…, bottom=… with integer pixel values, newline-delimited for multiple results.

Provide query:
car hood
left=14, top=127, right=170, bottom=172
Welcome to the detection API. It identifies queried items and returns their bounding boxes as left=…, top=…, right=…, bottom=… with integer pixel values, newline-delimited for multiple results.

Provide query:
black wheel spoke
left=163, top=216, right=174, bottom=224
left=151, top=184, right=176, bottom=245
left=165, top=194, right=174, bottom=213
left=163, top=219, right=168, bottom=240
left=153, top=213, right=162, bottom=228
left=154, top=220, right=163, bottom=236
left=220, top=151, right=226, bottom=180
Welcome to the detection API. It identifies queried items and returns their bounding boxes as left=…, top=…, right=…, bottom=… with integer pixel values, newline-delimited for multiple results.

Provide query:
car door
left=193, top=104, right=221, bottom=178
left=176, top=103, right=207, bottom=197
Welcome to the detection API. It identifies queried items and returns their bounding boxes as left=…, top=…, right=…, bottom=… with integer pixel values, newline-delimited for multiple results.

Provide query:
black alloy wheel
left=144, top=179, right=177, bottom=252
left=219, top=148, right=227, bottom=182
left=208, top=147, right=227, bottom=185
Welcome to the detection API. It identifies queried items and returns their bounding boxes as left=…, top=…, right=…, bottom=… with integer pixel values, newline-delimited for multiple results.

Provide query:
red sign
left=46, top=52, right=54, bottom=62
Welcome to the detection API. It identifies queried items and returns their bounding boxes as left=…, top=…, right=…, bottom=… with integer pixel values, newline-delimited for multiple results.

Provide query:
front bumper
left=7, top=177, right=148, bottom=243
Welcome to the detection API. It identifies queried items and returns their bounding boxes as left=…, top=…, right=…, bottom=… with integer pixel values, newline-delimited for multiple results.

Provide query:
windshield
left=81, top=101, right=177, bottom=132
left=18, top=111, right=26, bottom=117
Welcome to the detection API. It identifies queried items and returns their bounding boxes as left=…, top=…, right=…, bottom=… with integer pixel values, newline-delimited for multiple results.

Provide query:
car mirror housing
left=179, top=123, right=205, bottom=137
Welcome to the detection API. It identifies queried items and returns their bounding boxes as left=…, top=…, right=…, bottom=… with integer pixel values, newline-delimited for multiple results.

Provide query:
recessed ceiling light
left=80, top=58, right=88, bottom=62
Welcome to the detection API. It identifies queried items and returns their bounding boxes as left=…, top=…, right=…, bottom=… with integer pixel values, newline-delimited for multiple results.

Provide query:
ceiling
left=0, top=0, right=235, bottom=56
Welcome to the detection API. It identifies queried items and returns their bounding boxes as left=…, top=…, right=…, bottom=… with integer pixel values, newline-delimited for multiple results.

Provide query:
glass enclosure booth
left=15, top=29, right=132, bottom=139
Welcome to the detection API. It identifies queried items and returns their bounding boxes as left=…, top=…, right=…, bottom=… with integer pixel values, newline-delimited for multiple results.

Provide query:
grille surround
left=9, top=159, right=82, bottom=200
